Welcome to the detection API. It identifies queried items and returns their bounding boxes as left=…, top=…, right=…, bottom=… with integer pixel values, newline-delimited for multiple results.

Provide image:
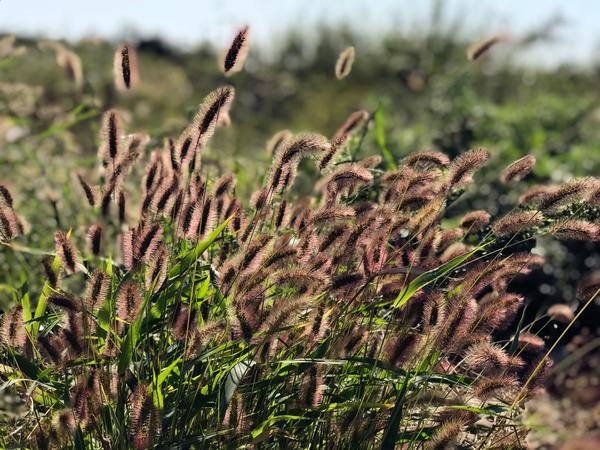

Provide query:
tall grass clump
left=0, top=35, right=599, bottom=450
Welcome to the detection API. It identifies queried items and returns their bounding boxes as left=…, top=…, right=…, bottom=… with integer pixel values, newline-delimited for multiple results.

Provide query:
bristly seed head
left=222, top=26, right=250, bottom=76
left=0, top=184, right=14, bottom=208
left=467, top=34, right=508, bottom=61
left=335, top=46, right=355, bottom=80
left=501, top=154, right=536, bottom=184
left=192, top=86, right=236, bottom=150
left=549, top=219, right=599, bottom=241
left=76, top=174, right=98, bottom=207
left=116, top=281, right=142, bottom=322
left=460, top=210, right=490, bottom=231
left=86, top=223, right=103, bottom=256
left=403, top=150, right=450, bottom=169
left=86, top=269, right=110, bottom=311
left=114, top=42, right=138, bottom=90
left=54, top=230, right=80, bottom=274
left=538, top=179, right=590, bottom=212
left=0, top=305, right=27, bottom=351
left=492, top=211, right=543, bottom=236
left=446, top=148, right=490, bottom=191
left=266, top=130, right=292, bottom=156
left=102, top=109, right=122, bottom=160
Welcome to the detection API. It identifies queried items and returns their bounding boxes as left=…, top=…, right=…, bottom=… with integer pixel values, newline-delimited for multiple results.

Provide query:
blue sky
left=0, top=0, right=598, bottom=66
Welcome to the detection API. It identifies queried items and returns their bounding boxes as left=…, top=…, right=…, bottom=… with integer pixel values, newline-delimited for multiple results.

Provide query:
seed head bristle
left=463, top=341, right=509, bottom=375
left=271, top=268, right=329, bottom=294
left=131, top=383, right=159, bottom=450
left=299, top=364, right=325, bottom=408
left=136, top=222, right=163, bottom=262
left=438, top=228, right=464, bottom=253
left=213, top=173, right=236, bottom=198
left=421, top=294, right=446, bottom=331
left=114, top=43, right=138, bottom=91
left=408, top=197, right=446, bottom=233
left=446, top=148, right=490, bottom=190
left=192, top=86, right=236, bottom=150
left=440, top=242, right=473, bottom=263
left=266, top=130, right=292, bottom=156
left=309, top=206, right=355, bottom=226
left=335, top=46, right=355, bottom=79
left=47, top=294, right=83, bottom=313
left=331, top=272, right=364, bottom=295
left=333, top=326, right=367, bottom=356
left=102, top=109, right=122, bottom=160
left=332, top=109, right=369, bottom=144
left=384, top=333, right=420, bottom=369
left=322, top=109, right=369, bottom=168
left=187, top=320, right=226, bottom=357
left=121, top=229, right=137, bottom=271
left=473, top=375, right=519, bottom=401
left=252, top=296, right=309, bottom=344
left=86, top=223, right=103, bottom=256
left=518, top=185, right=557, bottom=206
left=438, top=297, right=477, bottom=351
left=86, top=269, right=110, bottom=310
left=576, top=271, right=600, bottom=301
left=460, top=210, right=490, bottom=231
left=38, top=333, right=64, bottom=365
left=165, top=137, right=179, bottom=172
left=172, top=303, right=197, bottom=341
left=492, top=210, right=543, bottom=236
left=142, top=242, right=166, bottom=289
left=467, top=34, right=507, bottom=61
left=547, top=303, right=574, bottom=323
left=222, top=26, right=250, bottom=76
left=197, top=195, right=217, bottom=239
left=0, top=205, right=23, bottom=240
left=479, top=293, right=524, bottom=330
left=178, top=200, right=199, bottom=240
left=274, top=199, right=290, bottom=229
left=501, top=154, right=536, bottom=184
left=54, top=230, right=80, bottom=274
left=144, top=161, right=161, bottom=193
left=517, top=332, right=545, bottom=354
left=425, top=418, right=467, bottom=449
left=0, top=305, right=27, bottom=351
left=250, top=188, right=269, bottom=211
left=357, top=155, right=382, bottom=169
left=39, top=41, right=83, bottom=87
left=54, top=409, right=77, bottom=436
left=239, top=234, right=272, bottom=274
left=116, top=281, right=142, bottom=322
left=538, top=179, right=590, bottom=212
left=76, top=174, right=98, bottom=207
left=117, top=190, right=127, bottom=223
left=323, top=164, right=373, bottom=197
left=42, top=257, right=59, bottom=288
left=175, top=131, right=195, bottom=168
left=189, top=172, right=207, bottom=201
left=587, top=180, right=600, bottom=205
left=0, top=184, right=14, bottom=207
left=274, top=133, right=331, bottom=168
left=549, top=219, right=599, bottom=241
left=303, top=303, right=330, bottom=344
left=62, top=312, right=85, bottom=356
left=403, top=150, right=450, bottom=169
left=153, top=176, right=179, bottom=213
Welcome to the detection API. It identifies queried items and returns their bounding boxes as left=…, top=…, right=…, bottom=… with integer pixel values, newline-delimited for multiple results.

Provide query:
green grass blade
left=393, top=244, right=486, bottom=309
left=374, top=108, right=396, bottom=170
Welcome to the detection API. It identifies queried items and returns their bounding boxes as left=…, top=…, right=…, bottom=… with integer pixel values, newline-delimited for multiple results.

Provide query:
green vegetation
left=0, top=17, right=599, bottom=449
